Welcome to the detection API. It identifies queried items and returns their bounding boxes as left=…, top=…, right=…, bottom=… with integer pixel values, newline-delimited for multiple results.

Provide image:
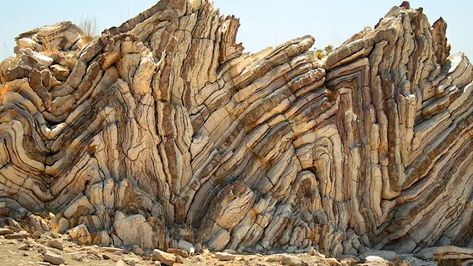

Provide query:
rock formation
left=0, top=0, right=472, bottom=262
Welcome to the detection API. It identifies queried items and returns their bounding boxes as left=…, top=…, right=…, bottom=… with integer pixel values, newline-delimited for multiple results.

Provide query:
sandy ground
left=0, top=226, right=423, bottom=266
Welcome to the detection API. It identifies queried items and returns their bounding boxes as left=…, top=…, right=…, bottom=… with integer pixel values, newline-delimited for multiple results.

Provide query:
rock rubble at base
left=0, top=0, right=472, bottom=264
left=43, top=251, right=66, bottom=265
left=153, top=249, right=177, bottom=265
left=0, top=218, right=471, bottom=265
left=215, top=251, right=237, bottom=261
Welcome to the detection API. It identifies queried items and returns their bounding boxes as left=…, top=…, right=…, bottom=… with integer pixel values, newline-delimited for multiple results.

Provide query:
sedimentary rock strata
left=0, top=0, right=472, bottom=262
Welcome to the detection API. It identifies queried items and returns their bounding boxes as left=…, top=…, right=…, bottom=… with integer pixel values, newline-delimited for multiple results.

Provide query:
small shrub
left=79, top=17, right=97, bottom=44
left=314, top=49, right=325, bottom=60
left=324, top=45, right=334, bottom=55
left=312, top=45, right=335, bottom=60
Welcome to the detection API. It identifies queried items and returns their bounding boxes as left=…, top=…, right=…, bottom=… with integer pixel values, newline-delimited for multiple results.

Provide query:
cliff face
left=0, top=0, right=472, bottom=259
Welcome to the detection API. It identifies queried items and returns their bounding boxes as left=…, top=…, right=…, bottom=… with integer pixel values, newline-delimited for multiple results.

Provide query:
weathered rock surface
left=153, top=249, right=177, bottom=265
left=43, top=251, right=65, bottom=265
left=0, top=0, right=472, bottom=265
left=215, top=251, right=237, bottom=261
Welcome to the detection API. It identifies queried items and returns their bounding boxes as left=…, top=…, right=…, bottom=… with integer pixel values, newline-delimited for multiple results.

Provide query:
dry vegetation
left=314, top=45, right=334, bottom=59
left=79, top=17, right=97, bottom=44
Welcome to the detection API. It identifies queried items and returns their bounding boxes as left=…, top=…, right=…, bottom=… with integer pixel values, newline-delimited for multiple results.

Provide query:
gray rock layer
left=0, top=0, right=472, bottom=258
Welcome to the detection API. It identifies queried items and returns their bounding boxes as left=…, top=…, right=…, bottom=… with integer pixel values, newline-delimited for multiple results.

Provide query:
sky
left=0, top=1, right=472, bottom=60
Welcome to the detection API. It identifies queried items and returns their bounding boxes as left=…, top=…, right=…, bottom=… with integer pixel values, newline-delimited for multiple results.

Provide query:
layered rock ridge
left=0, top=0, right=472, bottom=259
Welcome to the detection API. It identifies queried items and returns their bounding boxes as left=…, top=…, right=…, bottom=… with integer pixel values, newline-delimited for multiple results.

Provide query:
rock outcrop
left=0, top=0, right=472, bottom=263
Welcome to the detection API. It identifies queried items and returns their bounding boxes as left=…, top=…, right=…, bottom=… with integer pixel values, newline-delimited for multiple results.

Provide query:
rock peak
left=400, top=1, right=410, bottom=9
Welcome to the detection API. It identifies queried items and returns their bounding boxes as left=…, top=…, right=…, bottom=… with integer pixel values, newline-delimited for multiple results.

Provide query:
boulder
left=47, top=239, right=64, bottom=250
left=177, top=240, right=195, bottom=255
left=153, top=249, right=176, bottom=266
left=167, top=248, right=189, bottom=258
left=43, top=252, right=65, bottom=265
left=280, top=254, right=307, bottom=266
left=0, top=228, right=14, bottom=236
left=215, top=252, right=237, bottom=261
left=69, top=224, right=92, bottom=244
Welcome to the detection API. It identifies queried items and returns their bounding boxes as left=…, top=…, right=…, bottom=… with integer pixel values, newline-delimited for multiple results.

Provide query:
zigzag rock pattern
left=0, top=0, right=472, bottom=259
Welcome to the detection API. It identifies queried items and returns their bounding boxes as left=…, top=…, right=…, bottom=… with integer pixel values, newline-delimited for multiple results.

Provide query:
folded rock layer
left=0, top=0, right=472, bottom=257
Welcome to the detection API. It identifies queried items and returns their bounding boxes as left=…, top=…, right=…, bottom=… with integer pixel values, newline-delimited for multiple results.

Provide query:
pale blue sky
left=1, top=1, right=471, bottom=60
